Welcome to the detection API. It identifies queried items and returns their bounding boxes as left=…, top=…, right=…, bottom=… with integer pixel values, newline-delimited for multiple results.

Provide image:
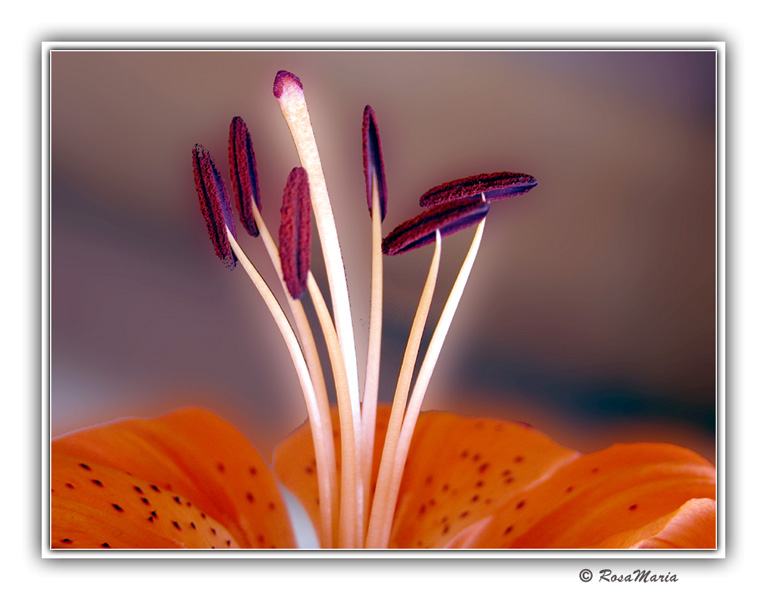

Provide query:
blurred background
left=51, top=50, right=716, bottom=461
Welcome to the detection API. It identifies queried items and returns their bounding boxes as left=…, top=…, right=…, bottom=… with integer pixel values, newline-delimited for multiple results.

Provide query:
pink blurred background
left=51, top=50, right=716, bottom=460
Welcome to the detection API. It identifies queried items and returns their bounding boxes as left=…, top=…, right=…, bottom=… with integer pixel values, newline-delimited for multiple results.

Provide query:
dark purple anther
left=228, top=116, right=261, bottom=237
left=192, top=144, right=237, bottom=270
left=279, top=167, right=312, bottom=299
left=273, top=70, right=303, bottom=99
left=419, top=172, right=538, bottom=207
left=382, top=196, right=490, bottom=256
left=362, top=105, right=387, bottom=220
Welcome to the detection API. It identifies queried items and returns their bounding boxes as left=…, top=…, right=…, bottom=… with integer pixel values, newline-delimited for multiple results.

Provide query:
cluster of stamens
left=192, top=70, right=537, bottom=548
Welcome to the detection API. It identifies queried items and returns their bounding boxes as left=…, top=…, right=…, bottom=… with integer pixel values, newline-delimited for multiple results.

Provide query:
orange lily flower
left=51, top=405, right=715, bottom=549
left=50, top=69, right=716, bottom=550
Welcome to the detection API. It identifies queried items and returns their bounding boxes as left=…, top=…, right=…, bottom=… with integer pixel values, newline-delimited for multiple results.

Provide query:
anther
left=228, top=116, right=261, bottom=236
left=362, top=105, right=387, bottom=220
left=382, top=196, right=489, bottom=255
left=278, top=167, right=312, bottom=299
left=192, top=144, right=237, bottom=270
left=419, top=172, right=537, bottom=207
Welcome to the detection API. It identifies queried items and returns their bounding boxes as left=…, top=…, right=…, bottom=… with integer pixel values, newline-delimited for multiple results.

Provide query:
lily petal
left=596, top=498, right=717, bottom=549
left=52, top=407, right=296, bottom=549
left=274, top=406, right=579, bottom=548
left=387, top=410, right=579, bottom=549
left=471, top=443, right=715, bottom=549
left=52, top=453, right=239, bottom=548
left=274, top=405, right=390, bottom=539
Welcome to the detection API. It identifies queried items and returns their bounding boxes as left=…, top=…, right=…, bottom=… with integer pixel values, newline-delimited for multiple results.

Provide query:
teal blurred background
left=51, top=50, right=716, bottom=460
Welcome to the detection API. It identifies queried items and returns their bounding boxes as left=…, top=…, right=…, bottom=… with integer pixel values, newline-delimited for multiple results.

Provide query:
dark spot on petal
left=504, top=477, right=515, bottom=484
left=200, top=513, right=207, bottom=519
left=418, top=504, right=426, bottom=515
left=65, top=483, right=74, bottom=489
left=501, top=469, right=512, bottom=477
left=591, top=467, right=599, bottom=474
left=629, top=504, right=638, bottom=510
left=471, top=495, right=480, bottom=503
left=226, top=539, right=232, bottom=547
left=150, top=485, right=161, bottom=492
left=112, top=504, right=123, bottom=512
left=565, top=486, right=574, bottom=493
left=472, top=454, right=481, bottom=462
left=441, top=483, right=449, bottom=492
left=504, top=525, right=514, bottom=535
left=91, top=480, right=103, bottom=487
left=101, top=542, right=110, bottom=548
left=140, top=497, right=150, bottom=505
left=516, top=500, right=525, bottom=510
left=304, top=465, right=314, bottom=475
left=148, top=517, right=154, bottom=523
left=217, top=463, right=226, bottom=473
left=257, top=534, right=265, bottom=544
left=60, top=539, right=73, bottom=544
left=268, top=502, right=276, bottom=511
left=134, top=486, right=143, bottom=494
left=79, top=463, right=91, bottom=471
left=460, top=450, right=469, bottom=459
left=249, top=467, right=258, bottom=476
left=173, top=521, right=181, bottom=530
left=459, top=511, right=469, bottom=518
left=514, top=456, right=524, bottom=463
left=246, top=492, right=255, bottom=503
left=425, top=475, right=433, bottom=485
left=476, top=480, right=484, bottom=488
left=173, top=496, right=181, bottom=504
left=478, top=463, right=490, bottom=473
left=211, top=528, right=217, bottom=536
left=190, top=522, right=196, bottom=529
left=442, top=524, right=450, bottom=534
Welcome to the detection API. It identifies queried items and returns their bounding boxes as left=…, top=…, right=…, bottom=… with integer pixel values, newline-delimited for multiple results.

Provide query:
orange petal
left=273, top=405, right=391, bottom=539
left=274, top=406, right=580, bottom=548
left=471, top=443, right=716, bottom=548
left=52, top=407, right=296, bottom=549
left=596, top=498, right=717, bottom=549
left=388, top=410, right=580, bottom=548
left=52, top=453, right=239, bottom=548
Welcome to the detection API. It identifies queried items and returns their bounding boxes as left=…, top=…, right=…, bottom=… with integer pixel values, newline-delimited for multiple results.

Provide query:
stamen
left=226, top=231, right=335, bottom=548
left=192, top=144, right=237, bottom=270
left=228, top=116, right=261, bottom=237
left=360, top=106, right=386, bottom=528
left=382, top=196, right=490, bottom=256
left=366, top=232, right=442, bottom=548
left=304, top=275, right=361, bottom=548
left=278, top=167, right=312, bottom=299
left=226, top=118, right=339, bottom=539
left=374, top=217, right=487, bottom=548
left=419, top=172, right=538, bottom=207
left=362, top=105, right=387, bottom=219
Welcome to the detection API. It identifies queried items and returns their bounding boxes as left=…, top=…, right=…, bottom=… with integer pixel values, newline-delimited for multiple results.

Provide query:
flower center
left=192, top=70, right=537, bottom=548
